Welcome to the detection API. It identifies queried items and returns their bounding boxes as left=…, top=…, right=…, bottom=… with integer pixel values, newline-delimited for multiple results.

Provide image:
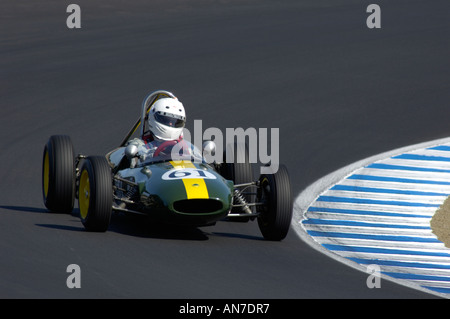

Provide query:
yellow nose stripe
left=169, top=161, right=209, bottom=199
left=182, top=178, right=209, bottom=199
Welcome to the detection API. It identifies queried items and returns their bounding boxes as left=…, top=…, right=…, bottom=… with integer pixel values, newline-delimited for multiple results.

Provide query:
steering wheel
left=153, top=140, right=189, bottom=157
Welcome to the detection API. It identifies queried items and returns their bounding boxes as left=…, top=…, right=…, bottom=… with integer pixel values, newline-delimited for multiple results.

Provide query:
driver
left=126, top=97, right=186, bottom=166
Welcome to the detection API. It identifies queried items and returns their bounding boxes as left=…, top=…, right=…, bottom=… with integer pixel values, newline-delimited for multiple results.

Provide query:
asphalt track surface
left=1, top=0, right=449, bottom=299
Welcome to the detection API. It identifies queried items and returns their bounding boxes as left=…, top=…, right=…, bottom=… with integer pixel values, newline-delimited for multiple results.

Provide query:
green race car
left=42, top=90, right=293, bottom=240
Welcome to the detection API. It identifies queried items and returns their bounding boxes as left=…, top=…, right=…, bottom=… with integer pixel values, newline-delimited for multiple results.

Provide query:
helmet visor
left=154, top=112, right=185, bottom=128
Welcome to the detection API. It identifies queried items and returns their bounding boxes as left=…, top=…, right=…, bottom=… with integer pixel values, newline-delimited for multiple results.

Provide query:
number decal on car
left=162, top=168, right=217, bottom=180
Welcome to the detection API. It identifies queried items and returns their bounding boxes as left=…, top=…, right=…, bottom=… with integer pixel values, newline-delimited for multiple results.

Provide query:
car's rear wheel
left=78, top=156, right=113, bottom=232
left=257, top=164, right=293, bottom=241
left=42, top=135, right=75, bottom=213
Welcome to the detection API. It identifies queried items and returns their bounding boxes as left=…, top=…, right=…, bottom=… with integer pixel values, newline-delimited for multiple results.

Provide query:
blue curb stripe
left=303, top=218, right=430, bottom=229
left=348, top=258, right=450, bottom=270
left=331, top=184, right=448, bottom=196
left=308, top=206, right=430, bottom=218
left=348, top=174, right=450, bottom=185
left=317, top=196, right=439, bottom=207
left=368, top=163, right=450, bottom=174
left=393, top=154, right=450, bottom=162
left=322, top=244, right=450, bottom=257
left=308, top=231, right=440, bottom=243
left=384, top=272, right=450, bottom=282
left=429, top=146, right=450, bottom=152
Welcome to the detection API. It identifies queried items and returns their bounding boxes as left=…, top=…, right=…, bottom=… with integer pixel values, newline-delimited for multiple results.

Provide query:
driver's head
left=148, top=97, right=186, bottom=140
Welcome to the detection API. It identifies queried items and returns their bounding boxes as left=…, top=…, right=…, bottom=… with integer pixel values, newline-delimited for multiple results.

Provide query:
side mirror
left=202, top=140, right=216, bottom=157
left=125, top=144, right=138, bottom=159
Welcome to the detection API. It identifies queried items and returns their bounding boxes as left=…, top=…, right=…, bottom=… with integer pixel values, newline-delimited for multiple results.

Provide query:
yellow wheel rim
left=79, top=170, right=90, bottom=219
left=43, top=150, right=50, bottom=198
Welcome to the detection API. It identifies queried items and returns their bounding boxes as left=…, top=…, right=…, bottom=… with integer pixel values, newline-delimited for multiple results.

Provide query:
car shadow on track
left=0, top=205, right=48, bottom=214
left=108, top=213, right=210, bottom=241
left=210, top=231, right=263, bottom=241
left=1, top=205, right=261, bottom=241
left=109, top=214, right=265, bottom=241
left=35, top=223, right=85, bottom=232
left=0, top=205, right=86, bottom=232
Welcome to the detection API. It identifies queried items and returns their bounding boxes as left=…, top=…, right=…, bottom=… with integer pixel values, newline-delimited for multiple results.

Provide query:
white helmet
left=148, top=97, right=186, bottom=140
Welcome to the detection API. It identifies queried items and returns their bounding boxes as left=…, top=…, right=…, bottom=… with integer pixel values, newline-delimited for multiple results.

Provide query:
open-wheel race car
left=41, top=90, right=293, bottom=240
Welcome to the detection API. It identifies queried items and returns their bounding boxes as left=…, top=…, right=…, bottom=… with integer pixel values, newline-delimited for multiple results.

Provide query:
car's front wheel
left=78, top=156, right=113, bottom=232
left=257, top=164, right=293, bottom=241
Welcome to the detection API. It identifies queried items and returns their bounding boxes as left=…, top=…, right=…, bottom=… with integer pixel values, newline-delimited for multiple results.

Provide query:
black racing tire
left=257, top=164, right=293, bottom=241
left=42, top=135, right=75, bottom=213
left=222, top=142, right=254, bottom=219
left=78, top=156, right=113, bottom=232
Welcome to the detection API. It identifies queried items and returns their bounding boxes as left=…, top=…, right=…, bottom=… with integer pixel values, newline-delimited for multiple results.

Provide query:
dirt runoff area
left=431, top=196, right=450, bottom=248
